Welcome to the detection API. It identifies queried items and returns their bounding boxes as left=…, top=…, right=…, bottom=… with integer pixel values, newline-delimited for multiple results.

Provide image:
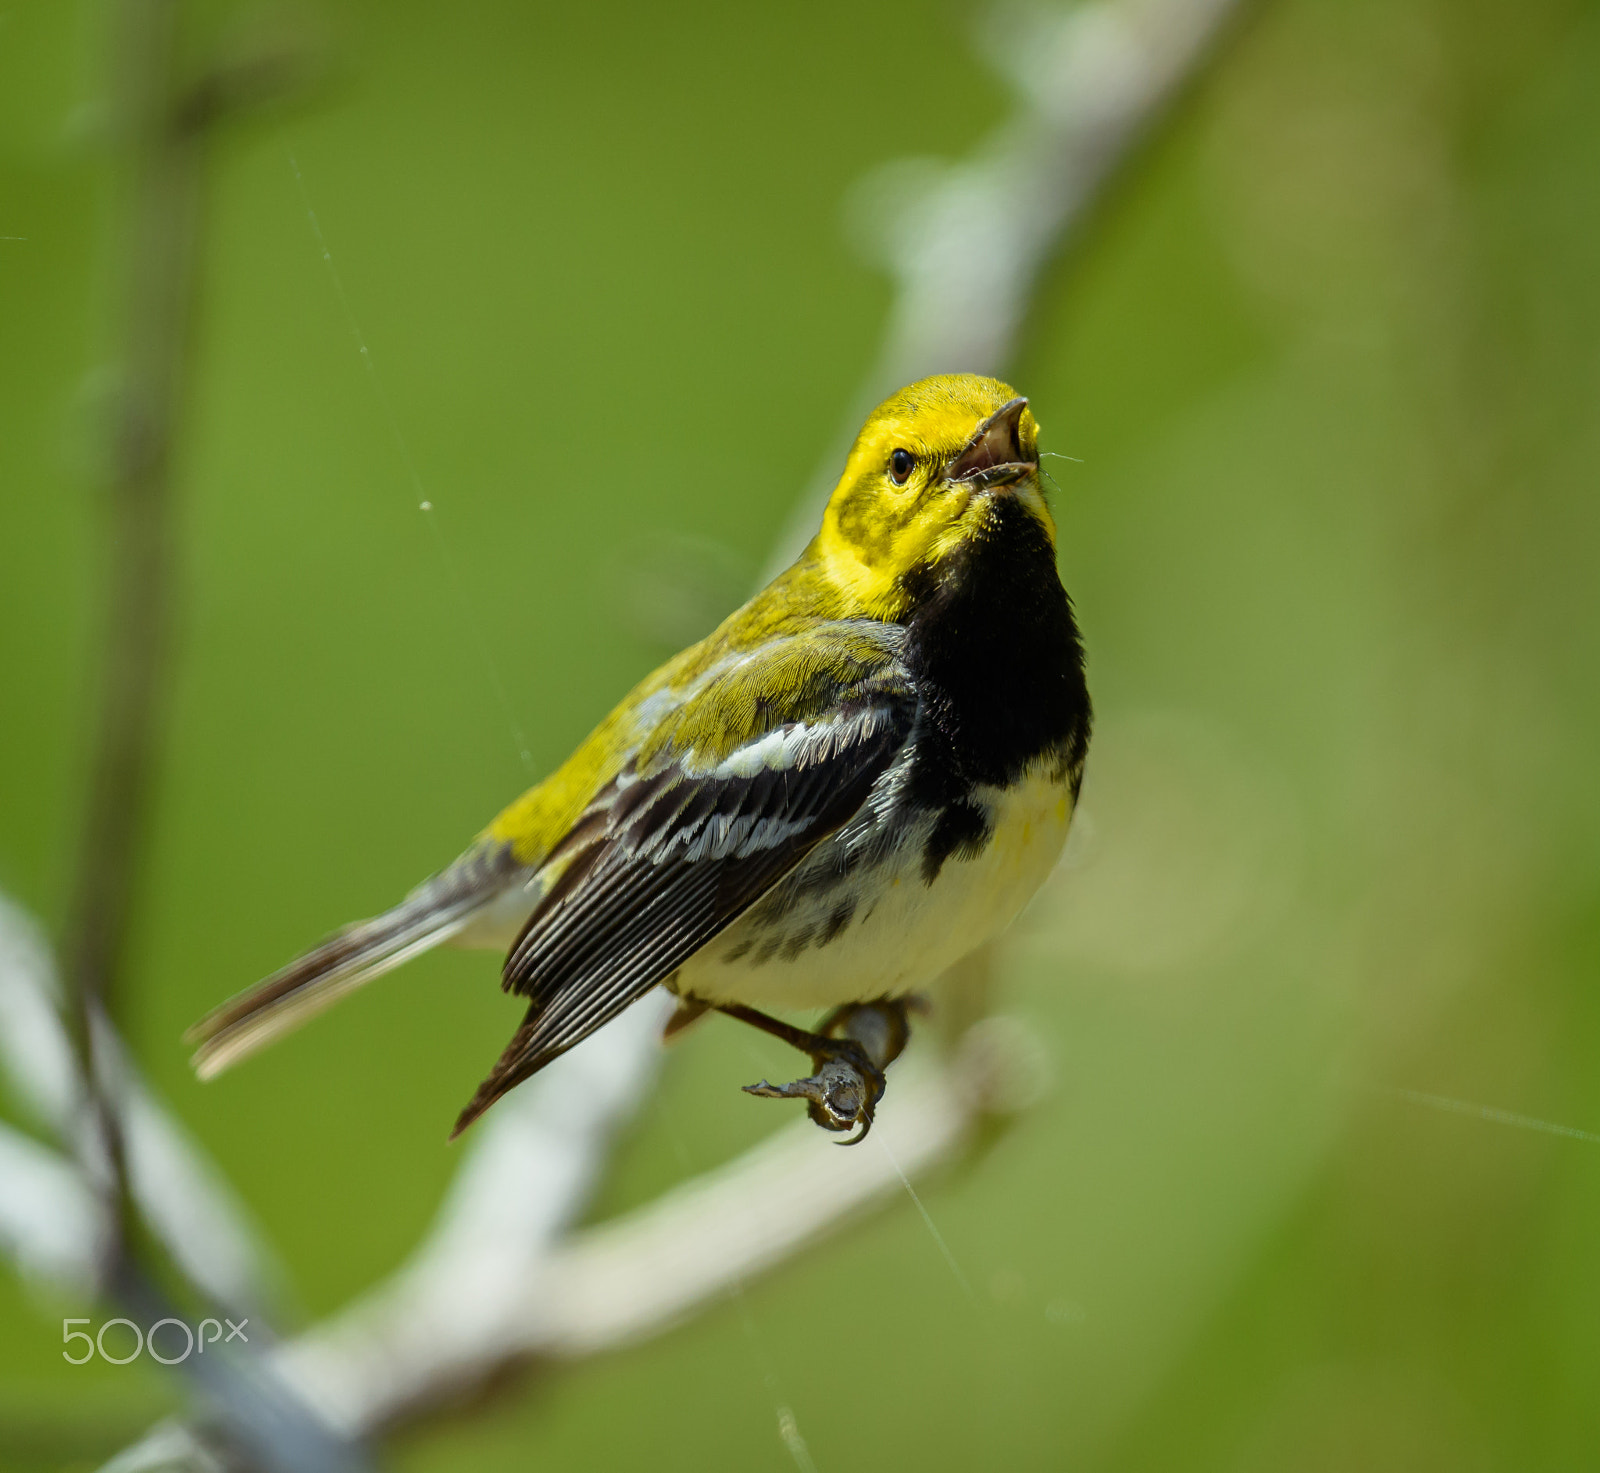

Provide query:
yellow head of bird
left=817, top=374, right=1053, bottom=619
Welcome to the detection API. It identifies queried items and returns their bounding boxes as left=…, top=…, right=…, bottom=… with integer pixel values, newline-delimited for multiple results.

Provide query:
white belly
left=676, top=766, right=1075, bottom=1012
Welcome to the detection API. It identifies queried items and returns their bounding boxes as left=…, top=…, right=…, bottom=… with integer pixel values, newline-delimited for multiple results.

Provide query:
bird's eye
left=889, top=448, right=915, bottom=485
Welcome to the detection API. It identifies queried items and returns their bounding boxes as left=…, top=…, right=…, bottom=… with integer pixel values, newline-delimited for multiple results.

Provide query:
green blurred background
left=6, top=0, right=1600, bottom=1466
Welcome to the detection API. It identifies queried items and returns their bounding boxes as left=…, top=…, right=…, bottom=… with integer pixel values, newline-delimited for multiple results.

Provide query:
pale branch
left=0, top=1122, right=100, bottom=1285
left=270, top=1017, right=1030, bottom=1433
left=0, top=892, right=353, bottom=1472
left=0, top=893, right=82, bottom=1133
left=765, top=0, right=1243, bottom=575
left=0, top=895, right=285, bottom=1314
left=269, top=998, right=676, bottom=1433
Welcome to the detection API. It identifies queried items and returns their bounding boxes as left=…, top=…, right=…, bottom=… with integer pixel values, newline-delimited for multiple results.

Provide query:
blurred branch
left=0, top=894, right=285, bottom=1309
left=767, top=0, right=1242, bottom=573
left=271, top=1001, right=678, bottom=1431
left=274, top=1021, right=1030, bottom=1432
left=65, top=0, right=313, bottom=1287
left=8, top=0, right=354, bottom=1467
left=88, top=0, right=1243, bottom=1466
left=0, top=1122, right=100, bottom=1284
left=0, top=893, right=82, bottom=1132
left=63, top=0, right=199, bottom=1289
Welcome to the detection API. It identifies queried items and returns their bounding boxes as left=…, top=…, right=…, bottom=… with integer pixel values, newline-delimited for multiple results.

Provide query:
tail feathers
left=188, top=850, right=521, bottom=1080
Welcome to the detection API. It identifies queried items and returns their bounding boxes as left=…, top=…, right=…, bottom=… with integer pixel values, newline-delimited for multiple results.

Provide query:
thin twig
left=62, top=0, right=320, bottom=1289
left=63, top=0, right=197, bottom=1290
left=35, top=3, right=360, bottom=1469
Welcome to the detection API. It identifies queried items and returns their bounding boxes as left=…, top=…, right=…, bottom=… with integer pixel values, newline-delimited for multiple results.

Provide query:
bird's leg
left=721, top=999, right=913, bottom=1145
left=818, top=997, right=916, bottom=1072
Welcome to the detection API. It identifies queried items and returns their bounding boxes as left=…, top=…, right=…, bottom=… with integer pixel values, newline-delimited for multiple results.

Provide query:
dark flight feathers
left=450, top=704, right=910, bottom=1137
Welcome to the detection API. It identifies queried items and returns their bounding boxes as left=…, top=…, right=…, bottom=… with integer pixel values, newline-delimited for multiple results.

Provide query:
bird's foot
left=743, top=1036, right=886, bottom=1145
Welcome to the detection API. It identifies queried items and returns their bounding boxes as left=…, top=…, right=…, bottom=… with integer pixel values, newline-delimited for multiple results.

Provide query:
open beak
left=946, top=397, right=1034, bottom=490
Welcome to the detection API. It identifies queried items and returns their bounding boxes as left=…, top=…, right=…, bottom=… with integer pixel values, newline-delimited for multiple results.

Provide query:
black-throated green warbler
left=190, top=375, right=1092, bottom=1142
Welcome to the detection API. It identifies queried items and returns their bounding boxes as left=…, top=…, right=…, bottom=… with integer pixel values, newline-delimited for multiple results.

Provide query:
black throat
left=901, top=496, right=1091, bottom=798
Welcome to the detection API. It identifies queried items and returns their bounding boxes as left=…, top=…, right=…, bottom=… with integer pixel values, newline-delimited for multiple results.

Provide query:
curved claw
left=835, top=1111, right=874, bottom=1146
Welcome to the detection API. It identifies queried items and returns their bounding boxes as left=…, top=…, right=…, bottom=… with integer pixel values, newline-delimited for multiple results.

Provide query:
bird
left=187, top=374, right=1091, bottom=1144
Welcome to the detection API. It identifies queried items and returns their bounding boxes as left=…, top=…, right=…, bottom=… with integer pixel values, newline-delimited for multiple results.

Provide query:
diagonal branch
left=271, top=1022, right=1029, bottom=1433
left=64, top=0, right=202, bottom=1289
left=766, top=0, right=1243, bottom=574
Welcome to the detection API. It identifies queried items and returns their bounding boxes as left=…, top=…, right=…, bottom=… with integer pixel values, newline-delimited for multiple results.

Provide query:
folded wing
left=452, top=629, right=914, bottom=1135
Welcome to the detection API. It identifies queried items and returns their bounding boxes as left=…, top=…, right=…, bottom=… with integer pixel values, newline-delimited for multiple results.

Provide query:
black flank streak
left=818, top=898, right=855, bottom=946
